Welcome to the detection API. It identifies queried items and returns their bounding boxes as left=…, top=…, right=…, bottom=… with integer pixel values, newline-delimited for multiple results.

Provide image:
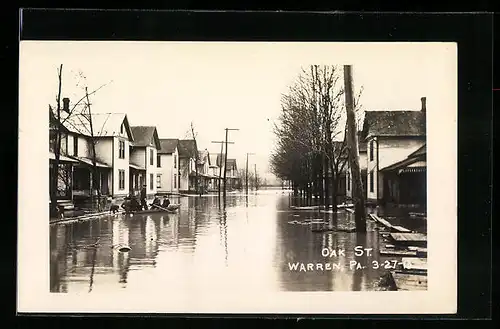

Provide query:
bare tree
left=271, top=65, right=364, bottom=211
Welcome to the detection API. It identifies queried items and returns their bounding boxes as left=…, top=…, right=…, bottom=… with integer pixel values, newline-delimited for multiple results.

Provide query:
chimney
left=420, top=97, right=426, bottom=112
left=62, top=98, right=70, bottom=112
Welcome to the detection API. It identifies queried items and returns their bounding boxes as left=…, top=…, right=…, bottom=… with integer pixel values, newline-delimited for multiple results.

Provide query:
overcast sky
left=20, top=42, right=456, bottom=182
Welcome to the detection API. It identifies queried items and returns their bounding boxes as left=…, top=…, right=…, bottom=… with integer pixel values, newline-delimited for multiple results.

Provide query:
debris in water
left=118, top=245, right=131, bottom=252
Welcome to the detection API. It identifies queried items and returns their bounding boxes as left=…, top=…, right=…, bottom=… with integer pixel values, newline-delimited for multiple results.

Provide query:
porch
left=381, top=159, right=427, bottom=209
left=129, top=164, right=146, bottom=197
left=49, top=152, right=79, bottom=202
left=72, top=157, right=112, bottom=202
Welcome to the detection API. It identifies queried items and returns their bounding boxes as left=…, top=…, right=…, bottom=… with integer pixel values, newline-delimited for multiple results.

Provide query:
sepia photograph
left=18, top=41, right=457, bottom=314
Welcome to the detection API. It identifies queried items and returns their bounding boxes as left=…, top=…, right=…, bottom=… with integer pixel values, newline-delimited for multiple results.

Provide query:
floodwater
left=50, top=189, right=423, bottom=294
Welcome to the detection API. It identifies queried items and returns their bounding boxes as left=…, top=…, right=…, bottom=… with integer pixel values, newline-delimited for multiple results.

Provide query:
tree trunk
left=331, top=170, right=338, bottom=213
left=323, top=155, right=329, bottom=209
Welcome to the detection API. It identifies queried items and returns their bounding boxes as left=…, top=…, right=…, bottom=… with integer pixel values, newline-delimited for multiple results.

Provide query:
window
left=150, top=149, right=154, bottom=166
left=150, top=173, right=154, bottom=190
left=73, top=137, right=78, bottom=156
left=135, top=174, right=139, bottom=190
left=174, top=174, right=177, bottom=188
left=156, top=174, right=161, bottom=188
left=369, top=171, right=374, bottom=193
left=174, top=154, right=177, bottom=168
left=369, top=140, right=374, bottom=161
left=119, top=170, right=125, bottom=190
left=157, top=155, right=161, bottom=168
left=120, top=123, right=124, bottom=134
left=118, top=140, right=125, bottom=159
left=347, top=172, right=350, bottom=191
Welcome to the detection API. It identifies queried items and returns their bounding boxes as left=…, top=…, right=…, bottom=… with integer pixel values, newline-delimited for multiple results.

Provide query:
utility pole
left=223, top=128, right=239, bottom=199
left=343, top=65, right=366, bottom=232
left=245, top=153, right=255, bottom=195
left=211, top=140, right=234, bottom=196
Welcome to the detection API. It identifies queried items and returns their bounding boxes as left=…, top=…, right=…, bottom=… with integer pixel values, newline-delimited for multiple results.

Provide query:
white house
left=157, top=138, right=180, bottom=194
left=130, top=126, right=161, bottom=197
left=361, top=97, right=426, bottom=204
left=177, top=139, right=198, bottom=193
left=346, top=132, right=367, bottom=200
left=52, top=101, right=135, bottom=203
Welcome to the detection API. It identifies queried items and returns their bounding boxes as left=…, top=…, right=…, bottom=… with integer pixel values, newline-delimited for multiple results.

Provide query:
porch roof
left=129, top=163, right=146, bottom=170
left=381, top=156, right=426, bottom=173
left=73, top=156, right=111, bottom=168
left=49, top=152, right=79, bottom=163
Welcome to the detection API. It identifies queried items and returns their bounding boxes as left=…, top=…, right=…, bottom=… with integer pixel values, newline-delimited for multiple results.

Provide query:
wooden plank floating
left=369, top=214, right=412, bottom=233
left=392, top=225, right=412, bottom=233
left=389, top=233, right=427, bottom=244
left=380, top=249, right=417, bottom=257
left=391, top=271, right=428, bottom=291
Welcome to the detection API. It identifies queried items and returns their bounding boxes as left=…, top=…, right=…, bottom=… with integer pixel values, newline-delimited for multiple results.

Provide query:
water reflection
left=50, top=189, right=407, bottom=293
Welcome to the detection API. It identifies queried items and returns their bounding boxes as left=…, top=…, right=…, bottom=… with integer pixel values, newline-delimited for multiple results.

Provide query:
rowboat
left=126, top=203, right=180, bottom=215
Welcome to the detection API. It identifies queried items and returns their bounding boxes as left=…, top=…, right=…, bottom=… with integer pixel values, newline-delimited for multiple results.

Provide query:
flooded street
left=50, top=189, right=412, bottom=294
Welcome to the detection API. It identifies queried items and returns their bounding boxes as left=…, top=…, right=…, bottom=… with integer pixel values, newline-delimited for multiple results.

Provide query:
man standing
left=140, top=184, right=147, bottom=210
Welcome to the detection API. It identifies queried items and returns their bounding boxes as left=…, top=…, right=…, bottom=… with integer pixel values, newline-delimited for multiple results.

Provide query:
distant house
left=361, top=97, right=426, bottom=205
left=197, top=149, right=212, bottom=192
left=177, top=139, right=198, bottom=193
left=129, top=126, right=161, bottom=197
left=51, top=101, right=135, bottom=204
left=157, top=138, right=180, bottom=194
left=208, top=153, right=221, bottom=191
left=225, top=159, right=239, bottom=189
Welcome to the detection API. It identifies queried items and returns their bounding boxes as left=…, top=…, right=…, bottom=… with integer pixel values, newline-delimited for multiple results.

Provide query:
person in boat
left=162, top=196, right=170, bottom=209
left=140, top=185, right=147, bottom=210
left=121, top=196, right=132, bottom=212
left=129, top=194, right=141, bottom=211
left=150, top=194, right=161, bottom=209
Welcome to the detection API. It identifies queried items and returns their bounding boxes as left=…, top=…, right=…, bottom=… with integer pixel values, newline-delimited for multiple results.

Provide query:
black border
left=15, top=9, right=493, bottom=320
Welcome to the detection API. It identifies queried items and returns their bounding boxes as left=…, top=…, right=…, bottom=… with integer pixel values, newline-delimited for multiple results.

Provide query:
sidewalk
left=50, top=208, right=125, bottom=225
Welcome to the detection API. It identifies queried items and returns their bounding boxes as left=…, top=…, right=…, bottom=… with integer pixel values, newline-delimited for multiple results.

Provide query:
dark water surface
left=50, top=190, right=417, bottom=294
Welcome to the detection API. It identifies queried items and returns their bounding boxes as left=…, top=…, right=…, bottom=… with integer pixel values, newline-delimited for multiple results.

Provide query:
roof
left=381, top=144, right=426, bottom=172
left=129, top=163, right=146, bottom=170
left=158, top=139, right=179, bottom=154
left=362, top=110, right=426, bottom=139
left=130, top=126, right=161, bottom=149
left=178, top=139, right=197, bottom=157
left=49, top=152, right=79, bottom=163
left=58, top=112, right=134, bottom=140
left=72, top=156, right=111, bottom=168
left=408, top=144, right=426, bottom=158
